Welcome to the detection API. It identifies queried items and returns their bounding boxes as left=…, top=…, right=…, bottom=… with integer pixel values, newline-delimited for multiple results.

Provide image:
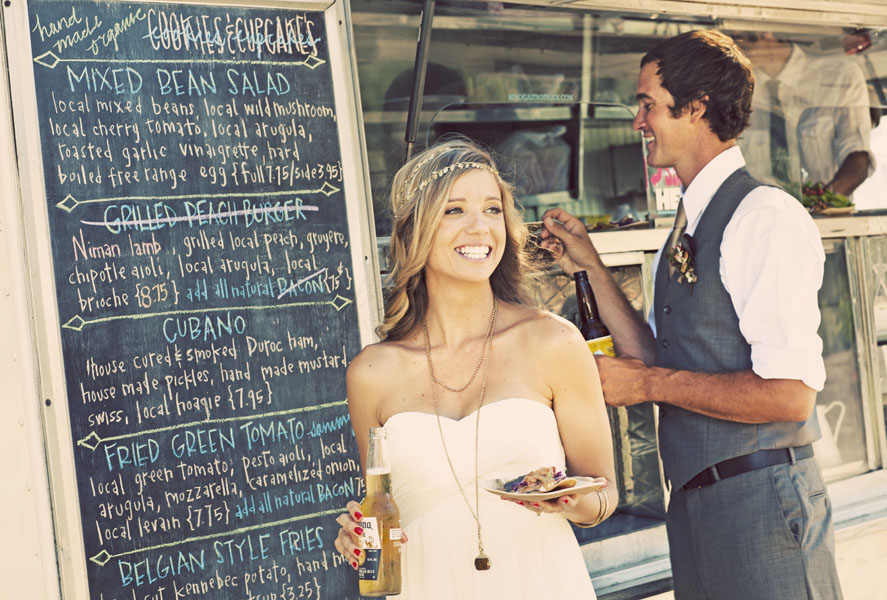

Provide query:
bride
left=334, top=137, right=617, bottom=598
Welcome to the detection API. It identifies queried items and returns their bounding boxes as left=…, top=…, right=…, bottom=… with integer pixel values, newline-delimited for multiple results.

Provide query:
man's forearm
left=829, top=151, right=871, bottom=196
left=645, top=367, right=817, bottom=423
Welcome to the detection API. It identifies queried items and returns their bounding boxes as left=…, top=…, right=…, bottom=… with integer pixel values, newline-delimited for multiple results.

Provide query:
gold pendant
left=474, top=554, right=491, bottom=571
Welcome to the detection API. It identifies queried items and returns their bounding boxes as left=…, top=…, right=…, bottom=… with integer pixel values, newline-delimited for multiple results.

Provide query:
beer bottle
left=574, top=270, right=615, bottom=356
left=358, top=427, right=402, bottom=596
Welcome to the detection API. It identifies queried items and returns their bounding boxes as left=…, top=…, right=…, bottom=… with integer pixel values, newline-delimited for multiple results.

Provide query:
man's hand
left=542, top=206, right=658, bottom=365
left=541, top=207, right=601, bottom=276
left=595, top=355, right=651, bottom=407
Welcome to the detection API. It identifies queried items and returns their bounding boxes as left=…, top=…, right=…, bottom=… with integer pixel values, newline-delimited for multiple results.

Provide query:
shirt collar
left=780, top=44, right=806, bottom=84
left=681, top=145, right=745, bottom=232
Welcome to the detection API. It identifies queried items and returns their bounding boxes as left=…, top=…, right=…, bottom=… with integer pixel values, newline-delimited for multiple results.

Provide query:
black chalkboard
left=27, top=1, right=366, bottom=598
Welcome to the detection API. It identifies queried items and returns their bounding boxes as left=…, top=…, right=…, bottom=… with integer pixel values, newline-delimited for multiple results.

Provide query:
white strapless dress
left=383, top=397, right=596, bottom=599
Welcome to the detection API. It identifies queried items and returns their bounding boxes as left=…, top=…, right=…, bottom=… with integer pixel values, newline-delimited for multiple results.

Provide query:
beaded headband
left=401, top=146, right=450, bottom=205
left=399, top=158, right=501, bottom=207
left=417, top=162, right=499, bottom=192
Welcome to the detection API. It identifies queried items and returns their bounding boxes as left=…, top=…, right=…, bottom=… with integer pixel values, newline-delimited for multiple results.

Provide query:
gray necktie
left=666, top=199, right=687, bottom=277
left=766, top=79, right=790, bottom=183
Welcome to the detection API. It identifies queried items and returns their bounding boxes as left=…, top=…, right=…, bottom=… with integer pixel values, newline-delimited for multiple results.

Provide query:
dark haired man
left=543, top=30, right=843, bottom=599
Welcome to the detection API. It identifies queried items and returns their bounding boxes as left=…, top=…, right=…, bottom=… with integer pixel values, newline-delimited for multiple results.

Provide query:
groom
left=542, top=30, right=843, bottom=599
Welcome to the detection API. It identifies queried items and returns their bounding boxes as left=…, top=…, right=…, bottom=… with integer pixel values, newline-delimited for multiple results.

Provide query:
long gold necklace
left=429, top=304, right=496, bottom=392
left=421, top=298, right=498, bottom=571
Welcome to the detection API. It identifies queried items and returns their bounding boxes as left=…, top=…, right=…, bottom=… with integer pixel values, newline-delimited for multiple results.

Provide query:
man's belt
left=680, top=444, right=814, bottom=492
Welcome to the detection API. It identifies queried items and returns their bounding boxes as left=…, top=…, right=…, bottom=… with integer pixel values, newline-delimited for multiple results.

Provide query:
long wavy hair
left=378, top=137, right=532, bottom=341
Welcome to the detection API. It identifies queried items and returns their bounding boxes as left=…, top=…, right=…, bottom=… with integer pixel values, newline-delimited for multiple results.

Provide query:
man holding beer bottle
left=542, top=30, right=843, bottom=599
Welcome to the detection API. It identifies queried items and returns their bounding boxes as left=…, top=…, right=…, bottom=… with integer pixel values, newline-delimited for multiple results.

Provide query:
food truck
left=2, top=0, right=886, bottom=598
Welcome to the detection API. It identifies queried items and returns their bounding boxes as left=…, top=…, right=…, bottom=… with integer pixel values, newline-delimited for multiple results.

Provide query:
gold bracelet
left=573, top=489, right=610, bottom=528
left=599, top=488, right=610, bottom=523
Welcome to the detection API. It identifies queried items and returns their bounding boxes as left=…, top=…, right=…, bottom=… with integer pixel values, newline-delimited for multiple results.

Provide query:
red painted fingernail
left=517, top=501, right=524, bottom=506
left=532, top=503, right=541, bottom=507
left=354, top=511, right=363, bottom=520
left=562, top=498, right=569, bottom=504
left=352, top=561, right=358, bottom=569
left=353, top=548, right=362, bottom=557
left=354, top=526, right=364, bottom=535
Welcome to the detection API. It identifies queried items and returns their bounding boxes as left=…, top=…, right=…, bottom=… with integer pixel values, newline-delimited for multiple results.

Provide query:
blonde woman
left=334, top=137, right=617, bottom=598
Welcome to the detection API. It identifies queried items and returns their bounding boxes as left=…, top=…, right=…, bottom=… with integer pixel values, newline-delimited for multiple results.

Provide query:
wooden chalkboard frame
left=2, top=0, right=382, bottom=598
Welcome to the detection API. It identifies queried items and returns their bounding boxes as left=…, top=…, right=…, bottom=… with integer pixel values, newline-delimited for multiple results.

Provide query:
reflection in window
left=732, top=31, right=874, bottom=204
left=816, top=241, right=868, bottom=475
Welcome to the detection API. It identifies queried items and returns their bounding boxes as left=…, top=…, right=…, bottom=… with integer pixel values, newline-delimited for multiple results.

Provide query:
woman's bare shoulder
left=502, top=304, right=584, bottom=348
left=347, top=339, right=410, bottom=386
left=495, top=304, right=591, bottom=398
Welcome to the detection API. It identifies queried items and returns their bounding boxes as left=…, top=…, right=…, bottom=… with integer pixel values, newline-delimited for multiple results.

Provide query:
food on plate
left=787, top=181, right=853, bottom=213
left=502, top=466, right=576, bottom=494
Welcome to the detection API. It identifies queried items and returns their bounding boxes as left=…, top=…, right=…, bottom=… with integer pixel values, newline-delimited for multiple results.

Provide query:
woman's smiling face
left=424, top=168, right=506, bottom=285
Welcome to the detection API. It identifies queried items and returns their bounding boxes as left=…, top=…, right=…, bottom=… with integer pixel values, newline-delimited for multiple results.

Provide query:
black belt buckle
left=682, top=466, right=718, bottom=490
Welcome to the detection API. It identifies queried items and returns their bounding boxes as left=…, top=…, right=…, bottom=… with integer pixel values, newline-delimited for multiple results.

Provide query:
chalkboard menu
left=26, top=1, right=367, bottom=598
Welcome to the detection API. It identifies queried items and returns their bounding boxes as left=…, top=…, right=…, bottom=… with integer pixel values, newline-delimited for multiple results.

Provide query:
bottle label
left=587, top=335, right=615, bottom=357
left=357, top=517, right=381, bottom=581
left=390, top=527, right=402, bottom=541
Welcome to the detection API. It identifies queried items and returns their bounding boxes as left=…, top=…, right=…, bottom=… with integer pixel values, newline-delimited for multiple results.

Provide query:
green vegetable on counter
left=785, top=181, right=853, bottom=213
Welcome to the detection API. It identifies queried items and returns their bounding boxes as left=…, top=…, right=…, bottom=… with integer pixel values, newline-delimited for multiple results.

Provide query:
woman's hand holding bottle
left=334, top=500, right=409, bottom=570
left=334, top=500, right=366, bottom=571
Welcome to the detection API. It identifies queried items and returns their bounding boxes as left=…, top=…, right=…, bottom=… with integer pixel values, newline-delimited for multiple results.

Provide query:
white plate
left=813, top=206, right=854, bottom=216
left=482, top=476, right=607, bottom=501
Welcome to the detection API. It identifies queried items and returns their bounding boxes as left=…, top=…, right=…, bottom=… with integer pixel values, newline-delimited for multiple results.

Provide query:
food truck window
left=845, top=27, right=887, bottom=212
left=867, top=236, right=887, bottom=433
left=816, top=239, right=871, bottom=479
left=351, top=2, right=678, bottom=235
left=354, top=6, right=887, bottom=223
left=353, top=2, right=584, bottom=234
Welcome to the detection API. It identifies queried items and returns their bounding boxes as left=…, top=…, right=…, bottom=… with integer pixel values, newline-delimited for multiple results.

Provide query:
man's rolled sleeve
left=833, top=63, right=875, bottom=176
left=750, top=343, right=826, bottom=392
left=834, top=106, right=875, bottom=177
left=722, top=189, right=827, bottom=391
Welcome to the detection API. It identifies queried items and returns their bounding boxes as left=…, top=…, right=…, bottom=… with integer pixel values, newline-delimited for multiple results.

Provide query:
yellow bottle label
left=587, top=335, right=615, bottom=357
left=358, top=516, right=381, bottom=581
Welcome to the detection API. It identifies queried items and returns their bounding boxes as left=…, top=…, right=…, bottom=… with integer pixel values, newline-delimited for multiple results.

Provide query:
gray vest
left=654, top=168, right=821, bottom=489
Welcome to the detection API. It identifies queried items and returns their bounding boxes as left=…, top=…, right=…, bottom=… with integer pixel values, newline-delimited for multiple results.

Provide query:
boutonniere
left=667, top=233, right=697, bottom=291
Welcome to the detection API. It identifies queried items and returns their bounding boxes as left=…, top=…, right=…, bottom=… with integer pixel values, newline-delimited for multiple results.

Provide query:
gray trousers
left=666, top=457, right=843, bottom=600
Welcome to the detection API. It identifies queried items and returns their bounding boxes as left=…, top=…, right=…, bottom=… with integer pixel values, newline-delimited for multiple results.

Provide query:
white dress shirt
left=650, top=146, right=827, bottom=391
